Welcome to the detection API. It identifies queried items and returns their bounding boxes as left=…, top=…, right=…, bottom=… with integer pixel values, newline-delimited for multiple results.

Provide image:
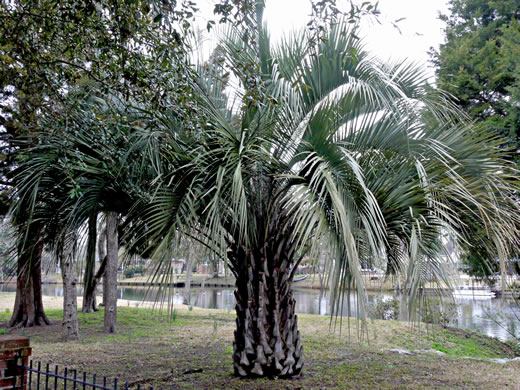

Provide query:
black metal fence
left=15, top=360, right=154, bottom=390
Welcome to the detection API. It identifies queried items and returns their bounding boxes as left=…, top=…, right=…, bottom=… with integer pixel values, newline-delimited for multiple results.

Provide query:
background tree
left=57, top=235, right=80, bottom=340
left=0, top=0, right=197, bottom=327
left=82, top=213, right=100, bottom=313
left=432, top=0, right=520, bottom=156
left=431, top=0, right=520, bottom=279
left=8, top=221, right=49, bottom=327
left=8, top=86, right=164, bottom=335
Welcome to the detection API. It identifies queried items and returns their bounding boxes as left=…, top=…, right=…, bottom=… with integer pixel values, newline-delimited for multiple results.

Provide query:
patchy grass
left=428, top=327, right=516, bottom=358
left=0, top=305, right=519, bottom=389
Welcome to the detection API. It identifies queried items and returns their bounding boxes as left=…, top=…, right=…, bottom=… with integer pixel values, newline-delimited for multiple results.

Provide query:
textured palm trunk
left=82, top=213, right=98, bottom=313
left=97, top=226, right=108, bottom=307
left=183, top=239, right=194, bottom=305
left=211, top=259, right=219, bottom=278
left=103, top=212, right=118, bottom=333
left=231, top=244, right=303, bottom=378
left=60, top=243, right=79, bottom=340
left=9, top=232, right=50, bottom=328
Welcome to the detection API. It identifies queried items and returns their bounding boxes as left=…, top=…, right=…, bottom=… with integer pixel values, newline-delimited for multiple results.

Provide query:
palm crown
left=125, top=22, right=520, bottom=376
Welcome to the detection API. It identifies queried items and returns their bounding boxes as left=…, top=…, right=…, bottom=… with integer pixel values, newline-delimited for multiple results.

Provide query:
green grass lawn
left=1, top=306, right=519, bottom=389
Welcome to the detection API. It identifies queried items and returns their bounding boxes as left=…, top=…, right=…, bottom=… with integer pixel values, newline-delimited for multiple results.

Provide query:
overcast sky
left=195, top=0, right=451, bottom=79
left=266, top=0, right=449, bottom=61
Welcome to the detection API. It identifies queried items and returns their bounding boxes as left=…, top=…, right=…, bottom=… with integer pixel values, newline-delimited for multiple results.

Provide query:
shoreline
left=2, top=280, right=516, bottom=296
left=2, top=273, right=517, bottom=297
left=0, top=291, right=186, bottom=312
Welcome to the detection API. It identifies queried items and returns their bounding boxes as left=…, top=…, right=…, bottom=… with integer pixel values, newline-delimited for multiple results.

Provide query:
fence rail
left=16, top=360, right=154, bottom=390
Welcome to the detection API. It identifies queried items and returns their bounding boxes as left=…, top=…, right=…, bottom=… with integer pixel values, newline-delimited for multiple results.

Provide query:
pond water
left=1, top=284, right=519, bottom=341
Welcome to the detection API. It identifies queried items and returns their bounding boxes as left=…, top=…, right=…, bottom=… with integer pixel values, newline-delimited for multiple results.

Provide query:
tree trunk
left=9, top=230, right=50, bottom=328
left=98, top=226, right=107, bottom=306
left=104, top=212, right=118, bottom=333
left=211, top=259, right=219, bottom=279
left=231, top=245, right=303, bottom=378
left=82, top=213, right=98, bottom=313
left=60, top=241, right=79, bottom=340
left=183, top=239, right=194, bottom=305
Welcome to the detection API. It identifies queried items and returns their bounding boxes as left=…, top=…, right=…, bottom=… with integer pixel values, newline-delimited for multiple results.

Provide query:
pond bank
left=0, top=274, right=450, bottom=292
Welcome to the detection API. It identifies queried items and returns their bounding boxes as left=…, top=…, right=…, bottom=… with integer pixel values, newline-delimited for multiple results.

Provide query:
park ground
left=0, top=292, right=519, bottom=389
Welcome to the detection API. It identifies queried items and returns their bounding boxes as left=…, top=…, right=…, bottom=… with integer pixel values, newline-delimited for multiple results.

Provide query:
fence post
left=0, top=336, right=31, bottom=390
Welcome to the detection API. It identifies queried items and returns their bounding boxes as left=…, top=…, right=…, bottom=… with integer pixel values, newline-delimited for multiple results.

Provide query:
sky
left=194, top=0, right=451, bottom=80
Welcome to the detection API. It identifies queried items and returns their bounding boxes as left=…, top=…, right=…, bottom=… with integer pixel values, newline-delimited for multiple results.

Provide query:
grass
left=427, top=327, right=518, bottom=358
left=1, top=306, right=519, bottom=389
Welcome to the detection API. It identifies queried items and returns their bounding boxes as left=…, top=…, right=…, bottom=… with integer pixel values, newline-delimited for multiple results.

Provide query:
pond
left=1, top=283, right=518, bottom=341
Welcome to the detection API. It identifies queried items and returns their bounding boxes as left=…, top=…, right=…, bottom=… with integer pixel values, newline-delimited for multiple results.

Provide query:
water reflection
left=1, top=283, right=518, bottom=341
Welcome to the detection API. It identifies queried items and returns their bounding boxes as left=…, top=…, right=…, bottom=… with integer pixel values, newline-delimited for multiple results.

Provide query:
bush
left=369, top=296, right=400, bottom=320
left=421, top=299, right=458, bottom=327
left=124, top=266, right=146, bottom=279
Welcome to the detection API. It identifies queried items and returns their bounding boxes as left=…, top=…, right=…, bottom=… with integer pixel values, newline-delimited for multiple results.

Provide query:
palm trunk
left=231, top=245, right=303, bottom=378
left=211, top=259, right=219, bottom=278
left=9, top=230, right=50, bottom=328
left=98, top=226, right=107, bottom=306
left=183, top=239, right=194, bottom=305
left=103, top=212, right=118, bottom=333
left=60, top=241, right=79, bottom=340
left=82, top=213, right=98, bottom=313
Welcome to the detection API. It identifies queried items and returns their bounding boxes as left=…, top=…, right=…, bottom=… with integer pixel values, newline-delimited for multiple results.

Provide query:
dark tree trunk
left=231, top=244, right=303, bottom=378
left=82, top=213, right=98, bottom=313
left=104, top=212, right=118, bottom=333
left=183, top=239, right=194, bottom=305
left=85, top=254, right=107, bottom=305
left=98, top=226, right=107, bottom=306
left=9, top=231, right=50, bottom=328
left=60, top=241, right=79, bottom=340
left=211, top=259, right=219, bottom=279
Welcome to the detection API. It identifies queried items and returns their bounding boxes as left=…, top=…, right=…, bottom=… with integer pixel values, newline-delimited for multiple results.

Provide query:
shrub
left=421, top=298, right=458, bottom=327
left=369, top=296, right=400, bottom=320
left=124, top=266, right=146, bottom=279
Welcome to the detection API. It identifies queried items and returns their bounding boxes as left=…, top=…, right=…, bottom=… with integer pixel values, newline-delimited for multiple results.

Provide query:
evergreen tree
left=432, top=0, right=520, bottom=156
left=432, top=1, right=520, bottom=277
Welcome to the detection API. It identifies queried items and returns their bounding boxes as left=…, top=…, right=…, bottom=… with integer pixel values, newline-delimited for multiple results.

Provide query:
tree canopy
left=432, top=0, right=520, bottom=156
left=115, top=20, right=519, bottom=376
left=432, top=0, right=520, bottom=277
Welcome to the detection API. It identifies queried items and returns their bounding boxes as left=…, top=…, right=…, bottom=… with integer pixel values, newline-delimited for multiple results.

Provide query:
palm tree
left=9, top=93, right=152, bottom=332
left=128, top=21, right=519, bottom=378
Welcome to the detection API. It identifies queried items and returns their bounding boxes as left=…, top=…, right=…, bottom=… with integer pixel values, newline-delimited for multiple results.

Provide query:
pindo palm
left=128, top=21, right=520, bottom=377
